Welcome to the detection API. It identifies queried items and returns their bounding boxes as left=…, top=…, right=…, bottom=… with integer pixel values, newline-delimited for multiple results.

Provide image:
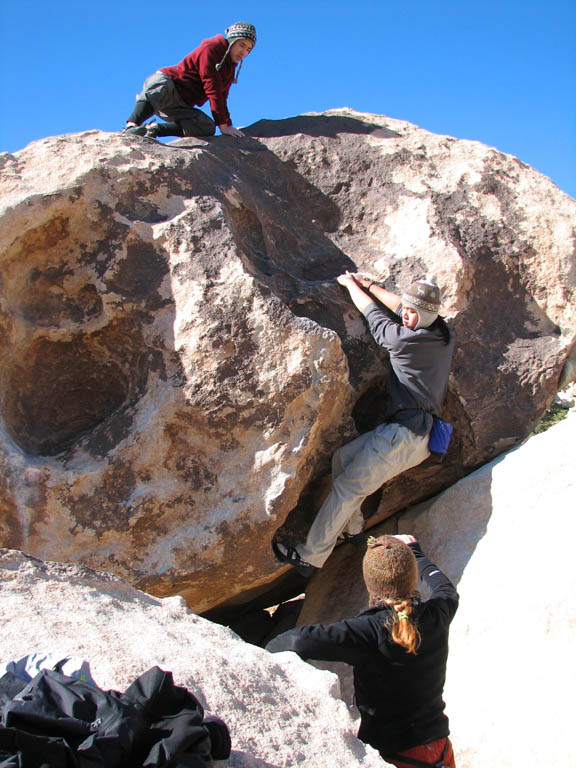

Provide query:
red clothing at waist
left=389, top=737, right=455, bottom=768
left=160, top=34, right=236, bottom=126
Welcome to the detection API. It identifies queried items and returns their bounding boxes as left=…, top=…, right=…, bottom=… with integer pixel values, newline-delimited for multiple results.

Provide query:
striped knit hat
left=402, top=273, right=441, bottom=330
left=225, top=22, right=257, bottom=45
left=216, top=22, right=257, bottom=79
left=362, top=536, right=418, bottom=602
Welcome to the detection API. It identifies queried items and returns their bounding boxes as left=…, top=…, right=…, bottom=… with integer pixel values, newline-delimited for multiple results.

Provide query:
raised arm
left=404, top=538, right=459, bottom=612
left=352, top=274, right=402, bottom=312
left=336, top=272, right=375, bottom=313
left=337, top=271, right=405, bottom=351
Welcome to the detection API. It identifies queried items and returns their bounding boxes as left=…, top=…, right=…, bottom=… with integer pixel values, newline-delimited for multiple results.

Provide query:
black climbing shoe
left=272, top=540, right=317, bottom=579
left=145, top=122, right=160, bottom=139
left=122, top=123, right=146, bottom=136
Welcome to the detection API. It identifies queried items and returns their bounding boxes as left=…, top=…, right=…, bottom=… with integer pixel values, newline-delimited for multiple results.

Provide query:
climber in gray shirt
left=273, top=272, right=454, bottom=577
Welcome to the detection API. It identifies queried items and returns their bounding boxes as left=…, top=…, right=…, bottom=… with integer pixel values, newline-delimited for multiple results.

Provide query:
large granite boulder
left=0, top=110, right=575, bottom=612
left=297, top=408, right=576, bottom=767
left=0, top=548, right=386, bottom=768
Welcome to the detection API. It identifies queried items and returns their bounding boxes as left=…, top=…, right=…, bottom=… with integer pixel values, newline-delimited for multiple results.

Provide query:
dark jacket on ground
left=363, top=303, right=455, bottom=436
left=0, top=666, right=230, bottom=767
left=266, top=544, right=458, bottom=758
left=160, top=35, right=236, bottom=126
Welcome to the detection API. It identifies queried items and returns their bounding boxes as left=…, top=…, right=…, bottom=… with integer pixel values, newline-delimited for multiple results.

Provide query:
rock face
left=1, top=110, right=575, bottom=612
left=298, top=410, right=576, bottom=768
left=0, top=548, right=386, bottom=768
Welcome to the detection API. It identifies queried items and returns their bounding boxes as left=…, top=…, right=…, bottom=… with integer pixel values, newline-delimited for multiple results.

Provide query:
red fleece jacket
left=160, top=35, right=236, bottom=126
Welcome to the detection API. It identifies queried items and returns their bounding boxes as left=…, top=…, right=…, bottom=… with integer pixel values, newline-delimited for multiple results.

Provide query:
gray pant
left=297, top=423, right=431, bottom=568
left=136, top=72, right=216, bottom=136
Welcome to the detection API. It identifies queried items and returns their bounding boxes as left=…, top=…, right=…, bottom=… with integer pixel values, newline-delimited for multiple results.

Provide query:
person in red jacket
left=122, top=22, right=256, bottom=139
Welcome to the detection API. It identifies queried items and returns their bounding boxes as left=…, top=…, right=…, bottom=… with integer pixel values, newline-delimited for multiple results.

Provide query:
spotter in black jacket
left=266, top=543, right=458, bottom=757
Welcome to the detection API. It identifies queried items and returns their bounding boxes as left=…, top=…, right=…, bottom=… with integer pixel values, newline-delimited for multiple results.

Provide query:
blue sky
left=1, top=0, right=574, bottom=198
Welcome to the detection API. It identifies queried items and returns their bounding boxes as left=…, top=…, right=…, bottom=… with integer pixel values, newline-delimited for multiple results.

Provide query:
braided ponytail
left=362, top=535, right=421, bottom=655
left=387, top=598, right=421, bottom=655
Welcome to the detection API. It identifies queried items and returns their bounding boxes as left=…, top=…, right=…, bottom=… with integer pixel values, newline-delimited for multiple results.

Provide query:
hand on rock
left=219, top=124, right=245, bottom=138
left=336, top=271, right=357, bottom=288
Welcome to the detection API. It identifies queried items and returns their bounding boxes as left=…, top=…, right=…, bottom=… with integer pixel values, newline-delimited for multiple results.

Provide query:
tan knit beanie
left=401, top=273, right=441, bottom=330
left=362, top=536, right=418, bottom=601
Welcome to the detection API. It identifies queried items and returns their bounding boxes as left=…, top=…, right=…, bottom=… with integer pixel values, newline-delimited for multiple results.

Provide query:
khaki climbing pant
left=297, top=423, right=430, bottom=568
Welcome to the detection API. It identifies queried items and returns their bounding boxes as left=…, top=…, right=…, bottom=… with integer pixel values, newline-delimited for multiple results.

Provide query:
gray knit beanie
left=402, top=273, right=441, bottom=330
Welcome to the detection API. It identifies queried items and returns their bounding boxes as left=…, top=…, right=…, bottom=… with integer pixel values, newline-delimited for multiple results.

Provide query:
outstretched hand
left=337, top=271, right=375, bottom=290
left=336, top=271, right=357, bottom=289
left=336, top=271, right=376, bottom=313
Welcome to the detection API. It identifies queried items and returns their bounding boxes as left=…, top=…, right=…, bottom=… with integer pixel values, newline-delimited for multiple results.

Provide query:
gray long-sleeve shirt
left=363, top=303, right=454, bottom=435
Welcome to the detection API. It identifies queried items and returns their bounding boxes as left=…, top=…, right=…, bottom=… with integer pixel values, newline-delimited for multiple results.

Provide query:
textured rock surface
left=0, top=549, right=386, bottom=768
left=1, top=110, right=575, bottom=611
left=0, top=129, right=354, bottom=611
left=298, top=409, right=576, bottom=767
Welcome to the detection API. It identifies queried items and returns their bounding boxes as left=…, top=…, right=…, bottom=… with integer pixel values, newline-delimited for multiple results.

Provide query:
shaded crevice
left=0, top=322, right=154, bottom=457
left=2, top=341, right=128, bottom=455
left=0, top=193, right=174, bottom=458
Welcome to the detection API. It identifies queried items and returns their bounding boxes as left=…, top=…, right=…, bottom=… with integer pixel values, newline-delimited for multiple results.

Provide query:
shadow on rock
left=244, top=114, right=402, bottom=140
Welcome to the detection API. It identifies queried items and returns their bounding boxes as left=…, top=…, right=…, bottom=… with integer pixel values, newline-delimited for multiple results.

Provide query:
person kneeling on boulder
left=267, top=534, right=458, bottom=768
left=272, top=271, right=455, bottom=579
left=122, top=22, right=256, bottom=139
